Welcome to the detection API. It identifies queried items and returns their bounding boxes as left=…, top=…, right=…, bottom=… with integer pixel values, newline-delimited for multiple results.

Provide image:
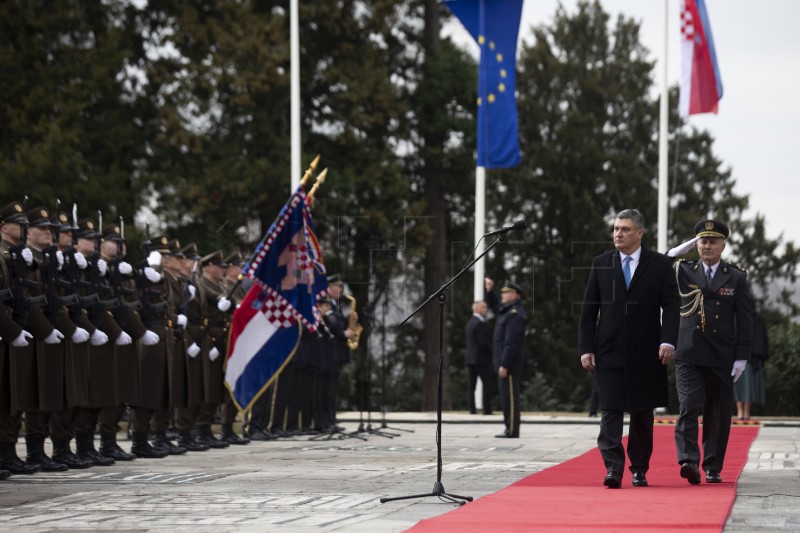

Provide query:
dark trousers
left=0, top=412, right=22, bottom=443
left=176, top=405, right=200, bottom=432
left=498, top=374, right=520, bottom=437
left=597, top=409, right=654, bottom=474
left=675, top=362, right=734, bottom=472
left=467, top=364, right=494, bottom=414
left=274, top=365, right=296, bottom=431
left=25, top=411, right=51, bottom=437
left=223, top=394, right=238, bottom=426
left=49, top=407, right=78, bottom=440
left=248, top=385, right=273, bottom=433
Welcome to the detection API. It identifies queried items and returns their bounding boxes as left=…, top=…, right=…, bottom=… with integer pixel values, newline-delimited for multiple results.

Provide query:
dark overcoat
left=578, top=246, right=679, bottom=412
left=465, top=315, right=492, bottom=367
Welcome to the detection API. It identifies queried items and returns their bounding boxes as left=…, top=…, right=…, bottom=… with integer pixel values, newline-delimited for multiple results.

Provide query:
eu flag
left=445, top=0, right=523, bottom=168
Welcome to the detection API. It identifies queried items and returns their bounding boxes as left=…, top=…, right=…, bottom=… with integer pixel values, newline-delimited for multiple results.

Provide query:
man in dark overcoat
left=579, top=209, right=679, bottom=488
left=465, top=300, right=493, bottom=415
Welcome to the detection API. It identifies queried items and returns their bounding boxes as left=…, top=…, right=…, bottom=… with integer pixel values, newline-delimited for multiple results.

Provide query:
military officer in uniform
left=484, top=279, right=528, bottom=439
left=674, top=220, right=753, bottom=485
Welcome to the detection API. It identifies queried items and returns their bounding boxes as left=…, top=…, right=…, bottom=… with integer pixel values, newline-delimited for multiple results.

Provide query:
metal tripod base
left=380, top=481, right=472, bottom=506
left=309, top=428, right=367, bottom=441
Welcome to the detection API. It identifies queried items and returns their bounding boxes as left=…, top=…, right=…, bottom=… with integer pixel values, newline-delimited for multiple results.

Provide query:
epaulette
left=726, top=263, right=746, bottom=273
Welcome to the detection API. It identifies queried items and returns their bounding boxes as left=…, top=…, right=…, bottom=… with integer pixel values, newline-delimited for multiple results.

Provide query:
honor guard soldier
left=485, top=279, right=528, bottom=439
left=674, top=220, right=754, bottom=485
left=0, top=202, right=42, bottom=476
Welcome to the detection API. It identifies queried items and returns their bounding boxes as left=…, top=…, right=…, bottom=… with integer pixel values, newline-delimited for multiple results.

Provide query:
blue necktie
left=622, top=255, right=632, bottom=289
left=706, top=267, right=713, bottom=286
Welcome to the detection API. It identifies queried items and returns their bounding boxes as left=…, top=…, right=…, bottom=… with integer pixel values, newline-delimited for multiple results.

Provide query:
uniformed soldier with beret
left=485, top=278, right=528, bottom=439
left=0, top=202, right=41, bottom=476
left=674, top=220, right=753, bottom=485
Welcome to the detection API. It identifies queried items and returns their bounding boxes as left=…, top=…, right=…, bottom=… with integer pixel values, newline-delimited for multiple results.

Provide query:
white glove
left=74, top=252, right=88, bottom=270
left=187, top=284, right=196, bottom=301
left=187, top=342, right=201, bottom=358
left=217, top=297, right=231, bottom=312
left=115, top=331, right=133, bottom=346
left=667, top=236, right=700, bottom=258
left=90, top=329, right=109, bottom=346
left=147, top=251, right=162, bottom=267
left=176, top=314, right=188, bottom=328
left=144, top=267, right=161, bottom=283
left=12, top=330, right=33, bottom=347
left=118, top=261, right=133, bottom=275
left=97, top=258, right=108, bottom=276
left=71, top=327, right=90, bottom=344
left=140, top=330, right=160, bottom=346
left=21, top=247, right=33, bottom=266
left=44, top=329, right=65, bottom=344
left=209, top=347, right=220, bottom=362
left=731, top=360, right=747, bottom=382
left=56, top=250, right=64, bottom=269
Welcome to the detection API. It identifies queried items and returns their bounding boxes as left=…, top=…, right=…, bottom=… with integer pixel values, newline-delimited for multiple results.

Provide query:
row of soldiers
left=0, top=200, right=253, bottom=480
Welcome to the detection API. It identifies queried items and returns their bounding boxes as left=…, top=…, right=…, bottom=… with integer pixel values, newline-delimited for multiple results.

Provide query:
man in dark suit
left=674, top=220, right=753, bottom=485
left=579, top=209, right=679, bottom=488
left=465, top=300, right=493, bottom=415
left=485, top=279, right=527, bottom=438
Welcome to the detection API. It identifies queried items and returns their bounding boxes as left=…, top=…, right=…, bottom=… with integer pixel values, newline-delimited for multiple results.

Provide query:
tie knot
left=623, top=255, right=631, bottom=265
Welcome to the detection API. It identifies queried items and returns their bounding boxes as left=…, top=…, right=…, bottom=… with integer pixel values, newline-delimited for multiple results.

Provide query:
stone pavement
left=0, top=412, right=797, bottom=532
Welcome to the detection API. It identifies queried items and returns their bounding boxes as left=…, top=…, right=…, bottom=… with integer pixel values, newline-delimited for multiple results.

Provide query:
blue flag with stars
left=445, top=0, right=523, bottom=168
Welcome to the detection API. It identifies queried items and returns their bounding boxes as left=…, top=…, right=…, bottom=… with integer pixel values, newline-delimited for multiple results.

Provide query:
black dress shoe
left=680, top=462, right=701, bottom=485
left=632, top=471, right=648, bottom=487
left=705, top=470, right=722, bottom=483
left=495, top=433, right=519, bottom=438
left=604, top=471, right=622, bottom=488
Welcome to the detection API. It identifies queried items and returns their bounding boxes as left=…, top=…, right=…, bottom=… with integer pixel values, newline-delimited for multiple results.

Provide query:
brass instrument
left=344, top=294, right=363, bottom=350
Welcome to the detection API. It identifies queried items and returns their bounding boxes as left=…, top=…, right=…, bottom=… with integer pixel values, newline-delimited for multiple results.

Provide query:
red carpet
left=408, top=425, right=759, bottom=532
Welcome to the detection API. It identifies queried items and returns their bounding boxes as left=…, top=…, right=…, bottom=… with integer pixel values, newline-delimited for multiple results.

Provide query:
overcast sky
left=444, top=0, right=800, bottom=247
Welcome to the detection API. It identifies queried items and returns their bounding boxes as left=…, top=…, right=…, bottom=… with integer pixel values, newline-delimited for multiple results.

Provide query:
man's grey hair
left=615, top=209, right=645, bottom=229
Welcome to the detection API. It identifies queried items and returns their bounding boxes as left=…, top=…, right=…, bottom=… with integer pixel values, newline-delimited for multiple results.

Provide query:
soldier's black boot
left=131, top=432, right=168, bottom=459
left=99, top=432, right=135, bottom=461
left=0, top=442, right=40, bottom=474
left=74, top=432, right=114, bottom=466
left=196, top=426, right=229, bottom=449
left=221, top=425, right=250, bottom=445
left=52, top=437, right=93, bottom=469
left=0, top=469, right=10, bottom=480
left=178, top=431, right=210, bottom=452
left=152, top=431, right=187, bottom=455
left=25, top=434, right=68, bottom=472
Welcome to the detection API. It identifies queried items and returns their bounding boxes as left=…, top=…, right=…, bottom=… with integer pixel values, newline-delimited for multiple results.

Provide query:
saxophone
left=344, top=294, right=363, bottom=350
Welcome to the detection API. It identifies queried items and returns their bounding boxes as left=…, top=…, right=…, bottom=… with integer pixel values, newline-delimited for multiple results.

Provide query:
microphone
left=484, top=219, right=526, bottom=237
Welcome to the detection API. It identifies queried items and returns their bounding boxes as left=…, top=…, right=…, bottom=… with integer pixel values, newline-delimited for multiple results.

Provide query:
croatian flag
left=225, top=188, right=328, bottom=411
left=680, top=0, right=723, bottom=116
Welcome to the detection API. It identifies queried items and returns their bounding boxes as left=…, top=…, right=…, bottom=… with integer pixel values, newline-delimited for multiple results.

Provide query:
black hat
left=77, top=218, right=99, bottom=239
left=317, top=296, right=333, bottom=306
left=51, top=212, right=71, bottom=232
left=149, top=234, right=170, bottom=253
left=180, top=242, right=200, bottom=260
left=167, top=239, right=184, bottom=257
left=500, top=281, right=524, bottom=298
left=101, top=224, right=124, bottom=241
left=327, top=273, right=343, bottom=285
left=694, top=220, right=729, bottom=239
left=224, top=250, right=244, bottom=266
left=200, top=250, right=228, bottom=268
left=0, top=202, right=28, bottom=225
left=27, top=207, right=52, bottom=228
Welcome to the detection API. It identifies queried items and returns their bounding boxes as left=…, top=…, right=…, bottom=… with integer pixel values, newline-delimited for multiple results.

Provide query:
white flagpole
left=474, top=166, right=486, bottom=301
left=290, top=0, right=301, bottom=192
left=657, top=0, right=669, bottom=253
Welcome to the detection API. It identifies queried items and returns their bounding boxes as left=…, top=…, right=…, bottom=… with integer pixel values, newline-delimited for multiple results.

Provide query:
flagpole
left=290, top=0, right=301, bottom=192
left=473, top=166, right=486, bottom=300
left=657, top=0, right=669, bottom=253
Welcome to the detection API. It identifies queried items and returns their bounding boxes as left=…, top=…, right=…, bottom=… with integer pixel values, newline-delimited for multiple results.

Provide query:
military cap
left=317, top=296, right=333, bottom=306
left=328, top=273, right=344, bottom=285
left=101, top=224, right=124, bottom=241
left=167, top=239, right=184, bottom=257
left=180, top=242, right=200, bottom=260
left=694, top=219, right=729, bottom=240
left=149, top=234, right=170, bottom=253
left=0, top=202, right=28, bottom=225
left=224, top=250, right=244, bottom=266
left=27, top=207, right=52, bottom=228
left=77, top=218, right=99, bottom=239
left=500, top=280, right=524, bottom=298
left=51, top=212, right=71, bottom=232
left=200, top=250, right=228, bottom=268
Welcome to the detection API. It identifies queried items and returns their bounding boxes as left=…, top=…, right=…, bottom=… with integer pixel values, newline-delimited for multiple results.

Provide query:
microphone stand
left=380, top=232, right=507, bottom=506
left=379, top=291, right=412, bottom=433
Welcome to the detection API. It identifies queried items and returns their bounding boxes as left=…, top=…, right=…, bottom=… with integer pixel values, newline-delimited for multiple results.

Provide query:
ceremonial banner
left=226, top=188, right=328, bottom=411
left=445, top=0, right=524, bottom=168
left=680, top=0, right=723, bottom=116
